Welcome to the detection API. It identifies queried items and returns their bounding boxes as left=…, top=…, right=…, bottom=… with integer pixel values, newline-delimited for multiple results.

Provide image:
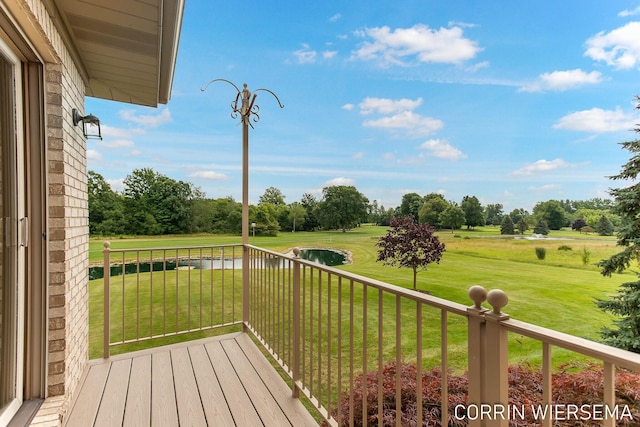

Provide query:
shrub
left=558, top=245, right=573, bottom=251
left=581, top=225, right=595, bottom=234
left=582, top=246, right=591, bottom=266
left=535, top=247, right=547, bottom=260
left=334, top=362, right=640, bottom=426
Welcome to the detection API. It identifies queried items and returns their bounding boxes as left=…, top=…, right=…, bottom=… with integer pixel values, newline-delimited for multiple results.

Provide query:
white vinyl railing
left=102, top=242, right=640, bottom=427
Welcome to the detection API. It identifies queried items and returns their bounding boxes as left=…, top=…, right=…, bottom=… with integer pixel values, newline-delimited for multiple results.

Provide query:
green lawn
left=89, top=226, right=631, bottom=369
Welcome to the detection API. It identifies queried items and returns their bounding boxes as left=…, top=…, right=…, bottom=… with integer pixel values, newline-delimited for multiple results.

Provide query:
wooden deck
left=63, top=332, right=319, bottom=426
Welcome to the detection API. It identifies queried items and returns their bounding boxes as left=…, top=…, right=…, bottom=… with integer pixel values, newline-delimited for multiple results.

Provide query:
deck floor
left=63, top=332, right=318, bottom=426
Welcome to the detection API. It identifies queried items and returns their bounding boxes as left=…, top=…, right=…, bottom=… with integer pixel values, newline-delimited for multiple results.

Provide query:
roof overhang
left=52, top=0, right=185, bottom=107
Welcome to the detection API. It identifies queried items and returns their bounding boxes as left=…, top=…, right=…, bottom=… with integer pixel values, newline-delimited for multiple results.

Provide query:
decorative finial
left=292, top=247, right=300, bottom=258
left=468, top=285, right=487, bottom=310
left=487, top=289, right=508, bottom=315
left=103, top=241, right=111, bottom=249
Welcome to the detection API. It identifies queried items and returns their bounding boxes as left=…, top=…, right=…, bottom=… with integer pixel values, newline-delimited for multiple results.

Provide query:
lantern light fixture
left=72, top=108, right=102, bottom=140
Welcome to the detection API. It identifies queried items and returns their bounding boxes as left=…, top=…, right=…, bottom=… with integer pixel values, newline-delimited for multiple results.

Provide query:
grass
left=89, top=225, right=631, bottom=370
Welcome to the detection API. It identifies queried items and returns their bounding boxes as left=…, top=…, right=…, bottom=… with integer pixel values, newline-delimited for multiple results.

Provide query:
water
left=298, top=248, right=347, bottom=266
left=89, top=248, right=347, bottom=279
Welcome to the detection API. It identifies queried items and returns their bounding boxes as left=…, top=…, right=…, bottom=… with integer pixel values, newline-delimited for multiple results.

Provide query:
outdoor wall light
left=72, top=108, right=102, bottom=140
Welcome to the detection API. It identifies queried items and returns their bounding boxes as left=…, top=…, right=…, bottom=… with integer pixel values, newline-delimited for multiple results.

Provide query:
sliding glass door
left=0, top=36, right=25, bottom=424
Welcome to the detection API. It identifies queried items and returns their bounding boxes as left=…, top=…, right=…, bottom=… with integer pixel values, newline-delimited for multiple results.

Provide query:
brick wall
left=45, top=61, right=88, bottom=401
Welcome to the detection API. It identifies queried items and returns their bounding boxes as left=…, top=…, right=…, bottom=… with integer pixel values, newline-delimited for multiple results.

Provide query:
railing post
left=103, top=241, right=111, bottom=359
left=603, top=362, right=615, bottom=427
left=484, top=289, right=510, bottom=427
left=242, top=245, right=250, bottom=331
left=467, top=286, right=488, bottom=427
left=291, top=248, right=301, bottom=398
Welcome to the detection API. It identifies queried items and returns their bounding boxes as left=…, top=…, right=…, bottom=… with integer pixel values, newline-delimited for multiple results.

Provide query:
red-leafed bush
left=333, top=362, right=640, bottom=427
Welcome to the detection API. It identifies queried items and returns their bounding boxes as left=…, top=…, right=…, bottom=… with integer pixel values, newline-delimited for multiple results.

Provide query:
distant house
left=0, top=1, right=184, bottom=424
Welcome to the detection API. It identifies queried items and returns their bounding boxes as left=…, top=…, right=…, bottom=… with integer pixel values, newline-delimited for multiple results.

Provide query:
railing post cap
left=103, top=241, right=111, bottom=249
left=468, top=285, right=487, bottom=309
left=292, top=247, right=300, bottom=258
left=487, top=289, right=508, bottom=315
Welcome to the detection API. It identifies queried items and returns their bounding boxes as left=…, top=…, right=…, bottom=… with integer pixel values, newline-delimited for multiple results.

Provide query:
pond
left=89, top=248, right=348, bottom=279
left=298, top=248, right=347, bottom=266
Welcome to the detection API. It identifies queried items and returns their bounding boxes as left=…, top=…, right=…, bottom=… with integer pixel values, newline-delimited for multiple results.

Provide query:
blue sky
left=86, top=1, right=640, bottom=212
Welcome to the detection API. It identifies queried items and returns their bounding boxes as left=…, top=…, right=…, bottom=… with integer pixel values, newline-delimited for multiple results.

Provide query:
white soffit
left=54, top=0, right=184, bottom=107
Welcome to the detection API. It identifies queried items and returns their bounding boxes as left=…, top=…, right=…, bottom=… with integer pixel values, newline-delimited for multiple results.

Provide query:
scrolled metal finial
left=468, top=285, right=487, bottom=310
left=201, top=79, right=284, bottom=128
left=487, top=289, right=509, bottom=315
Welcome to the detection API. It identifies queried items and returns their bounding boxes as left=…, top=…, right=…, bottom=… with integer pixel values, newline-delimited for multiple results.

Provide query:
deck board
left=204, top=341, right=264, bottom=426
left=220, top=339, right=294, bottom=426
left=94, top=359, right=131, bottom=427
left=150, top=351, right=178, bottom=427
left=235, top=333, right=318, bottom=426
left=188, top=345, right=235, bottom=427
left=64, top=362, right=110, bottom=427
left=122, top=355, right=151, bottom=427
left=171, top=347, right=208, bottom=426
left=63, top=332, right=319, bottom=426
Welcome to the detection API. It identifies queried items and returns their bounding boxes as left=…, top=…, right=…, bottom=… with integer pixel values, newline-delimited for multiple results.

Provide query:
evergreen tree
left=533, top=219, right=549, bottom=235
left=500, top=215, right=515, bottom=235
left=516, top=218, right=529, bottom=235
left=596, top=280, right=640, bottom=353
left=596, top=96, right=640, bottom=353
left=595, top=215, right=614, bottom=236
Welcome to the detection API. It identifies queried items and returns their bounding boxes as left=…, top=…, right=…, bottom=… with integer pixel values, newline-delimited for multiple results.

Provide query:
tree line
left=89, top=168, right=619, bottom=238
left=89, top=169, right=372, bottom=236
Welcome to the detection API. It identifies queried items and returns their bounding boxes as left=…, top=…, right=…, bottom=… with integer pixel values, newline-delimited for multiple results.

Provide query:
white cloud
left=363, top=111, right=444, bottom=137
left=329, top=13, right=342, bottom=22
left=189, top=171, right=229, bottom=181
left=447, top=20, right=476, bottom=29
left=119, top=108, right=171, bottom=128
left=106, top=178, right=125, bottom=193
left=293, top=44, right=317, bottom=64
left=101, top=125, right=135, bottom=138
left=519, top=69, right=603, bottom=92
left=529, top=184, right=562, bottom=192
left=86, top=149, right=102, bottom=162
left=342, top=103, right=355, bottom=111
left=554, top=107, right=636, bottom=132
left=419, top=138, right=467, bottom=161
left=512, top=159, right=569, bottom=176
left=130, top=149, right=143, bottom=156
left=619, top=6, right=640, bottom=17
left=323, top=50, right=338, bottom=59
left=466, top=61, right=490, bottom=72
left=585, top=22, right=640, bottom=69
left=97, top=139, right=134, bottom=149
left=353, top=152, right=364, bottom=160
left=359, top=97, right=423, bottom=115
left=324, top=177, right=355, bottom=186
left=352, top=24, right=481, bottom=66
left=383, top=152, right=395, bottom=160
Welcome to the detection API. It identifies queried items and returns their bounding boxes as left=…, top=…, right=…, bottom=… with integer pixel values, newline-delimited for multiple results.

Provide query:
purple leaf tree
left=376, top=215, right=445, bottom=291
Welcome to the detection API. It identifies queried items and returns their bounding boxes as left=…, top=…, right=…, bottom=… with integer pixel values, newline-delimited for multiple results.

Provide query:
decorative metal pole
left=201, top=79, right=284, bottom=328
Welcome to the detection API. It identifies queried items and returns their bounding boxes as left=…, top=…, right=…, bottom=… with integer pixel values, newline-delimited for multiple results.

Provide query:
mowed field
left=89, top=226, right=632, bottom=366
